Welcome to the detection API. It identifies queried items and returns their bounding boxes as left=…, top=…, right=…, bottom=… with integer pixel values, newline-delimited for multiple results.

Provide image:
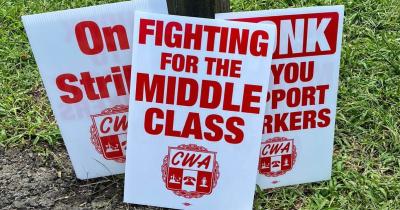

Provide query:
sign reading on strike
left=22, top=0, right=168, bottom=179
left=217, top=6, right=344, bottom=188
left=123, top=12, right=276, bottom=210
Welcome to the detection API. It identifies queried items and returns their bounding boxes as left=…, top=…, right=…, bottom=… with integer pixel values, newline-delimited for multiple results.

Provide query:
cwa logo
left=90, top=105, right=128, bottom=163
left=162, top=144, right=220, bottom=199
left=259, top=137, right=297, bottom=177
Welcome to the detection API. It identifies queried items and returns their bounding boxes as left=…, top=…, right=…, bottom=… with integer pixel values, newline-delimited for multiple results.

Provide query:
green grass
left=1, top=0, right=399, bottom=209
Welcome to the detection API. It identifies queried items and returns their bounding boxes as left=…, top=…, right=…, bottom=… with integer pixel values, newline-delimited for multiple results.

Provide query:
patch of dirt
left=0, top=144, right=168, bottom=210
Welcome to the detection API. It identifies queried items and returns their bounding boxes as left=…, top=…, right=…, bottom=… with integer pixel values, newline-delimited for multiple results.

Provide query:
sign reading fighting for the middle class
left=124, top=11, right=276, bottom=210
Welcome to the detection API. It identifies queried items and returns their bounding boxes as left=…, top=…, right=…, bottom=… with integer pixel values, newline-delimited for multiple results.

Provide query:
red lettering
left=204, top=114, right=224, bottom=141
left=172, top=151, right=184, bottom=165
left=100, top=117, right=112, bottom=133
left=318, top=108, right=331, bottom=127
left=165, top=21, right=183, bottom=48
left=177, top=78, right=198, bottom=106
left=143, top=109, right=245, bottom=144
left=197, top=155, right=211, bottom=169
left=144, top=108, right=164, bottom=135
left=135, top=73, right=165, bottom=103
left=79, top=72, right=100, bottom=100
left=263, top=115, right=273, bottom=134
left=203, top=26, right=220, bottom=51
left=250, top=30, right=269, bottom=56
left=268, top=84, right=329, bottom=109
left=181, top=153, right=201, bottom=167
left=139, top=18, right=155, bottom=44
left=263, top=109, right=332, bottom=134
left=223, top=83, right=241, bottom=112
left=75, top=21, right=103, bottom=55
left=242, top=84, right=262, bottom=114
left=114, top=115, right=128, bottom=132
left=181, top=112, right=203, bottom=139
left=235, top=12, right=340, bottom=58
left=95, top=75, right=113, bottom=98
left=137, top=20, right=270, bottom=56
left=199, top=80, right=222, bottom=109
left=229, top=28, right=249, bottom=55
left=269, top=143, right=283, bottom=155
left=225, top=117, right=245, bottom=144
left=102, top=25, right=130, bottom=52
left=165, top=110, right=181, bottom=137
left=184, top=24, right=203, bottom=50
left=56, top=74, right=83, bottom=104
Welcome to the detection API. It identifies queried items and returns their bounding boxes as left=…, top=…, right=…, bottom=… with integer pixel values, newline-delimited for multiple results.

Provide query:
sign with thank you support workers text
left=217, top=5, right=344, bottom=188
left=123, top=11, right=276, bottom=210
left=22, top=0, right=168, bottom=179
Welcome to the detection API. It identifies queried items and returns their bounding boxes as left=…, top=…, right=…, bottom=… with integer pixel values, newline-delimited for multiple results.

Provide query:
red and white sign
left=124, top=12, right=276, bottom=210
left=22, top=1, right=168, bottom=179
left=217, top=6, right=344, bottom=188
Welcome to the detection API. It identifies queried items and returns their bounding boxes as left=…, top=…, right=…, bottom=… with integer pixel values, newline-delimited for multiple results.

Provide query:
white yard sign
left=217, top=6, right=344, bottom=188
left=22, top=0, right=168, bottom=179
left=124, top=12, right=276, bottom=210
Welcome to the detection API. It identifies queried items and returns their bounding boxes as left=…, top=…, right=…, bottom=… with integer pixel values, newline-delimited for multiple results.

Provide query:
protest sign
left=217, top=6, right=344, bottom=188
left=22, top=0, right=168, bottom=179
left=123, top=11, right=276, bottom=210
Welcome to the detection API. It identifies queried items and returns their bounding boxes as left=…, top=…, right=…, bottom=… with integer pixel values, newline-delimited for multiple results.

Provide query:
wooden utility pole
left=167, top=0, right=230, bottom=18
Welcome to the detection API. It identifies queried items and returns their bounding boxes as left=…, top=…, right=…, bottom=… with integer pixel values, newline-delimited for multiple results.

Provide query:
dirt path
left=0, top=145, right=167, bottom=209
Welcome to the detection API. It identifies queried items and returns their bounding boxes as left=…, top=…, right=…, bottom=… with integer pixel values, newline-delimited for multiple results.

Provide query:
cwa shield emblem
left=259, top=137, right=297, bottom=177
left=162, top=144, right=220, bottom=199
left=90, top=105, right=128, bottom=163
